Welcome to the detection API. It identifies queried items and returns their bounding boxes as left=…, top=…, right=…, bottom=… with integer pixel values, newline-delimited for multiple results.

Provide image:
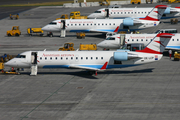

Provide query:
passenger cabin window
left=49, top=22, right=57, bottom=25
left=101, top=57, right=103, bottom=60
left=16, top=55, right=26, bottom=58
left=50, top=57, right=52, bottom=60
left=81, top=57, right=83, bottom=59
left=56, top=57, right=57, bottom=60
left=40, top=57, right=42, bottom=60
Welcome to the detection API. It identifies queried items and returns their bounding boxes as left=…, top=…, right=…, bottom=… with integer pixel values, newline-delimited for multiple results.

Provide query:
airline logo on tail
left=139, top=5, right=167, bottom=21
left=136, top=33, right=174, bottom=54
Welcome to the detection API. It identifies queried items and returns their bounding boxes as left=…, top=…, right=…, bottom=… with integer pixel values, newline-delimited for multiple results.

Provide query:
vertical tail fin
left=136, top=33, right=174, bottom=54
left=140, top=5, right=167, bottom=21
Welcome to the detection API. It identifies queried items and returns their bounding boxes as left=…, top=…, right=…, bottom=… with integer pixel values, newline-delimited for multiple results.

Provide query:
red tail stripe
left=136, top=47, right=162, bottom=54
left=139, top=16, right=159, bottom=21
left=155, top=5, right=168, bottom=8
left=156, top=33, right=174, bottom=37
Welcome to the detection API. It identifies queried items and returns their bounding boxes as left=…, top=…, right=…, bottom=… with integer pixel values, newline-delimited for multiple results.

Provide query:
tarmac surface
left=1, top=3, right=180, bottom=120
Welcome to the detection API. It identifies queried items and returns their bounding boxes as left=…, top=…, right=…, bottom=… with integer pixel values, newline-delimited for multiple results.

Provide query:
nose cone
left=97, top=41, right=107, bottom=48
left=41, top=25, right=49, bottom=31
left=87, top=14, right=94, bottom=19
left=4, top=61, right=14, bottom=67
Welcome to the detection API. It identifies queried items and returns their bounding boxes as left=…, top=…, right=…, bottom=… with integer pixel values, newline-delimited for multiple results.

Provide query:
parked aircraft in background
left=97, top=31, right=180, bottom=50
left=42, top=5, right=167, bottom=36
left=88, top=6, right=180, bottom=19
left=5, top=33, right=174, bottom=75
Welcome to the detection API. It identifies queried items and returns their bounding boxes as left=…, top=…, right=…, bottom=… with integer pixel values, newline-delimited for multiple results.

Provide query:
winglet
left=100, top=62, right=108, bottom=70
left=113, top=26, right=119, bottom=33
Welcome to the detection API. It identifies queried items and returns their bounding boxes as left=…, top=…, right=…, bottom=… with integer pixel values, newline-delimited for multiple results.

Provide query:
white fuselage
left=42, top=19, right=159, bottom=33
left=88, top=7, right=180, bottom=19
left=97, top=33, right=180, bottom=50
left=5, top=51, right=162, bottom=69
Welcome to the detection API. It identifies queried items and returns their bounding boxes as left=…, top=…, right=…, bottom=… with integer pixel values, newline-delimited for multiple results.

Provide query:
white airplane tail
left=140, top=5, right=167, bottom=21
left=136, top=33, right=174, bottom=54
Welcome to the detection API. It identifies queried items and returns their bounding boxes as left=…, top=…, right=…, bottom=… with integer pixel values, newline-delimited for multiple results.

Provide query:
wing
left=89, top=29, right=117, bottom=33
left=69, top=62, right=108, bottom=71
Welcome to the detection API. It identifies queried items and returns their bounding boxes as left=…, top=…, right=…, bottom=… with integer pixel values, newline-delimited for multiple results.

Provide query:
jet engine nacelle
left=114, top=52, right=139, bottom=61
left=164, top=7, right=171, bottom=14
left=114, top=52, right=128, bottom=61
left=123, top=18, right=134, bottom=26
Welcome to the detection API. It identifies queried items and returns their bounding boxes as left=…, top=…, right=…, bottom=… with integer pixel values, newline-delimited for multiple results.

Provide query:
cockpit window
left=49, top=22, right=57, bottom=25
left=106, top=37, right=115, bottom=40
left=16, top=55, right=26, bottom=58
left=94, top=11, right=101, bottom=13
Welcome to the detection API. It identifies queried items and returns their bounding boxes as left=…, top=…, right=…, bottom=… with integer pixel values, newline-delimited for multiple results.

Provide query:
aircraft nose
left=4, top=61, right=13, bottom=67
left=87, top=14, right=94, bottom=19
left=97, top=41, right=107, bottom=48
left=41, top=25, right=49, bottom=31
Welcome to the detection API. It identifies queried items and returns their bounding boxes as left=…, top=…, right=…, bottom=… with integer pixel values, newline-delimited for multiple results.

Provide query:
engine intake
left=114, top=52, right=139, bottom=61
left=123, top=18, right=134, bottom=26
left=164, top=7, right=170, bottom=14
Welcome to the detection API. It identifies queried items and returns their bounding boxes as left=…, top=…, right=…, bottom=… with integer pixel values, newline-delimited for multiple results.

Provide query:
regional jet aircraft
left=5, top=33, right=173, bottom=75
left=88, top=6, right=180, bottom=19
left=97, top=32, right=180, bottom=50
left=42, top=5, right=167, bottom=35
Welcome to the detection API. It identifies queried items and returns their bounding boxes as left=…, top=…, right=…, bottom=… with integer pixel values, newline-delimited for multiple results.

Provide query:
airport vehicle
left=99, top=0, right=110, bottom=6
left=146, top=0, right=153, bottom=3
left=76, top=32, right=85, bottom=39
left=42, top=5, right=167, bottom=35
left=7, top=26, right=21, bottom=36
left=56, top=11, right=87, bottom=20
left=9, top=14, right=19, bottom=19
left=58, top=43, right=75, bottom=51
left=98, top=29, right=179, bottom=50
left=27, top=28, right=43, bottom=36
left=5, top=33, right=174, bottom=75
left=58, top=43, right=97, bottom=51
left=170, top=18, right=178, bottom=24
left=174, top=51, right=180, bottom=61
left=56, top=14, right=68, bottom=20
left=131, top=0, right=141, bottom=4
left=168, top=0, right=180, bottom=3
left=79, top=44, right=97, bottom=51
left=0, top=54, right=19, bottom=74
left=87, top=6, right=180, bottom=19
